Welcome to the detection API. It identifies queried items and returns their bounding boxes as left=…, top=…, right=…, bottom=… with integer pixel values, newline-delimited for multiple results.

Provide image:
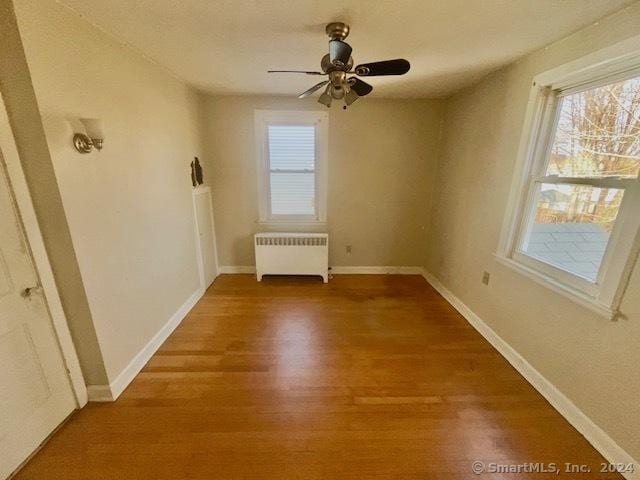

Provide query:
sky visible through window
left=548, top=76, right=640, bottom=179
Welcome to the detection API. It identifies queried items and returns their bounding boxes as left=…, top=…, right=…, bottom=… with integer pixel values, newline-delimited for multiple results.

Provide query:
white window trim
left=496, top=34, right=640, bottom=319
left=254, top=110, right=328, bottom=224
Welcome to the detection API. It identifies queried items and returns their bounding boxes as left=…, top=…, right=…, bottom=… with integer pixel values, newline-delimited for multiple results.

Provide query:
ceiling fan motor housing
left=321, top=54, right=353, bottom=74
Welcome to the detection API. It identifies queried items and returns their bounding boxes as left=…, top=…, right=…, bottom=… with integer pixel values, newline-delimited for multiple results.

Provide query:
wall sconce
left=73, top=118, right=105, bottom=153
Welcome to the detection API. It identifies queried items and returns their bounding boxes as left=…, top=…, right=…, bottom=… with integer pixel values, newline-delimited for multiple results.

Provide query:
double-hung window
left=499, top=48, right=640, bottom=317
left=255, top=110, right=328, bottom=223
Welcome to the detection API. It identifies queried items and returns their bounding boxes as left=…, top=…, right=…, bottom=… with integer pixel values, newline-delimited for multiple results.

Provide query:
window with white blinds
left=268, top=125, right=316, bottom=216
left=255, top=110, right=328, bottom=223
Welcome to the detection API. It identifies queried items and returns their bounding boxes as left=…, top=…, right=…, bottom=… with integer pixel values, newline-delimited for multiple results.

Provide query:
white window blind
left=267, top=125, right=316, bottom=216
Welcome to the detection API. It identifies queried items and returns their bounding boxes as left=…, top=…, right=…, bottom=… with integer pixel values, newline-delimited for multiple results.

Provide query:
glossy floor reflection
left=15, top=275, right=621, bottom=479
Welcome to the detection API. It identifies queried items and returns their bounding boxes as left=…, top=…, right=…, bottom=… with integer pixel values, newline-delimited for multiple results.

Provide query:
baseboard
left=219, top=265, right=256, bottom=274
left=421, top=269, right=639, bottom=480
left=331, top=266, right=423, bottom=274
left=219, top=265, right=424, bottom=275
left=85, top=384, right=114, bottom=402
left=87, top=287, right=204, bottom=402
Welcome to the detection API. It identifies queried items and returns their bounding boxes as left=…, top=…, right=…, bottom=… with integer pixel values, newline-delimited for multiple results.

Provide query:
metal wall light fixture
left=73, top=118, right=105, bottom=153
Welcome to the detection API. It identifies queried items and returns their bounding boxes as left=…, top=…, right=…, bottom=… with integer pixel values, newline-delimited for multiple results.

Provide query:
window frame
left=254, top=110, right=328, bottom=224
left=497, top=37, right=640, bottom=318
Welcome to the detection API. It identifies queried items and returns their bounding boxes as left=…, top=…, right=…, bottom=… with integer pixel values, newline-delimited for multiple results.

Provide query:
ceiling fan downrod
left=267, top=22, right=411, bottom=108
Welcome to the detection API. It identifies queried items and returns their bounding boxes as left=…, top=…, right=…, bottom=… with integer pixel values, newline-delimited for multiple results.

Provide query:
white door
left=0, top=159, right=76, bottom=479
left=193, top=187, right=218, bottom=288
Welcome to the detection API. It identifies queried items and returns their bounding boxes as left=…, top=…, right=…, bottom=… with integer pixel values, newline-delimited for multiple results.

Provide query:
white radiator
left=255, top=233, right=328, bottom=283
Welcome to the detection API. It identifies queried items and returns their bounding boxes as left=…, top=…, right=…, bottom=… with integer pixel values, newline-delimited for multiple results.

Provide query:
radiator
left=255, top=233, right=329, bottom=283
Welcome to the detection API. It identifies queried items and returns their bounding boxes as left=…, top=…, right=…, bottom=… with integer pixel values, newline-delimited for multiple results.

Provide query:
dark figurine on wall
left=190, top=157, right=204, bottom=186
left=190, top=161, right=196, bottom=186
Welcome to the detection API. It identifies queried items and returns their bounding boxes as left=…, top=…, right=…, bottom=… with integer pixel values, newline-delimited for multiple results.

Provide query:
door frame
left=192, top=186, right=219, bottom=290
left=0, top=96, right=87, bottom=407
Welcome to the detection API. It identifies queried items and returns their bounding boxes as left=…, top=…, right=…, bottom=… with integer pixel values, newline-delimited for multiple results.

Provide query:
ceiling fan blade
left=354, top=59, right=410, bottom=76
left=268, top=70, right=325, bottom=75
left=329, top=40, right=352, bottom=66
left=350, top=78, right=373, bottom=96
left=298, top=80, right=330, bottom=98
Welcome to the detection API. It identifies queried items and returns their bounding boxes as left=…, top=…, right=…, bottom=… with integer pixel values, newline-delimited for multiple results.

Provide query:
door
left=193, top=187, right=218, bottom=288
left=0, top=158, right=76, bottom=479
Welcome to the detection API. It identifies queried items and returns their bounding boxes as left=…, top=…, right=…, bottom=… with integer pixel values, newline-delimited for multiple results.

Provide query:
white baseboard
left=421, top=269, right=639, bottom=480
left=219, top=265, right=424, bottom=275
left=85, top=384, right=114, bottom=402
left=331, top=266, right=423, bottom=274
left=87, top=287, right=204, bottom=402
left=219, top=265, right=256, bottom=274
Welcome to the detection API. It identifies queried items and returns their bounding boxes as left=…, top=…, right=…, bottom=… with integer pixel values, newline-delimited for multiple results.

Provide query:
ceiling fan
left=268, top=22, right=410, bottom=108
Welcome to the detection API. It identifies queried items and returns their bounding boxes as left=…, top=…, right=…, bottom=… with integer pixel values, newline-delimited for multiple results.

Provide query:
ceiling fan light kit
left=268, top=22, right=411, bottom=109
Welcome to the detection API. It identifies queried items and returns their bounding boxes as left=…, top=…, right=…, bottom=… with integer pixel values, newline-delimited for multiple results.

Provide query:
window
left=255, top=110, right=328, bottom=223
left=499, top=48, right=640, bottom=316
left=268, top=125, right=316, bottom=216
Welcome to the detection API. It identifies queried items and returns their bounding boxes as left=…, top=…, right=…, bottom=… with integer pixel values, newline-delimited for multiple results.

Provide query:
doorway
left=0, top=150, right=78, bottom=479
left=193, top=186, right=219, bottom=290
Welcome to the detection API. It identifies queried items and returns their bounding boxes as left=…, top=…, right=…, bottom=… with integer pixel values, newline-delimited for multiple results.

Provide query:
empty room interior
left=1, top=0, right=640, bottom=478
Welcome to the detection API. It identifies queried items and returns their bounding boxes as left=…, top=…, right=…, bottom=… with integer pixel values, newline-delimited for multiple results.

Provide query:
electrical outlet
left=482, top=271, right=490, bottom=285
left=346, top=245, right=352, bottom=254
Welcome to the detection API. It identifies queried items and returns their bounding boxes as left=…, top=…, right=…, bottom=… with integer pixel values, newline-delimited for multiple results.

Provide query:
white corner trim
left=192, top=186, right=220, bottom=285
left=331, top=266, right=424, bottom=275
left=87, top=287, right=204, bottom=402
left=219, top=265, right=257, bottom=274
left=420, top=269, right=639, bottom=480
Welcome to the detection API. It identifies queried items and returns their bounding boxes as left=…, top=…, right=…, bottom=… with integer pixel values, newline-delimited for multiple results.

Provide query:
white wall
left=200, top=95, right=443, bottom=268
left=426, top=2, right=640, bottom=461
left=13, top=0, right=202, bottom=384
left=8, top=6, right=639, bottom=463
left=0, top=0, right=107, bottom=385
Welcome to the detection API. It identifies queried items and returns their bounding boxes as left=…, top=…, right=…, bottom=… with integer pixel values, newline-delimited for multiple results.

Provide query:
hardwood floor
left=15, top=275, right=621, bottom=479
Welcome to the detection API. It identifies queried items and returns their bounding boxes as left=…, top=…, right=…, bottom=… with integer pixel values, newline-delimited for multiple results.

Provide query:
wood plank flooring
left=15, top=275, right=622, bottom=479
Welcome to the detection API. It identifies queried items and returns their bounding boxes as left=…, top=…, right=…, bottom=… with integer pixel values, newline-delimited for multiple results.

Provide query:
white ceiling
left=59, top=0, right=634, bottom=98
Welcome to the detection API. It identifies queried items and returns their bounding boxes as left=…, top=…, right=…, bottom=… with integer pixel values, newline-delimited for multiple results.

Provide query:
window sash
left=515, top=178, right=628, bottom=289
left=532, top=176, right=634, bottom=189
left=552, top=64, right=640, bottom=98
left=266, top=123, right=318, bottom=219
left=494, top=42, right=640, bottom=317
left=267, top=170, right=317, bottom=219
left=254, top=113, right=328, bottom=224
left=510, top=77, right=640, bottom=303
